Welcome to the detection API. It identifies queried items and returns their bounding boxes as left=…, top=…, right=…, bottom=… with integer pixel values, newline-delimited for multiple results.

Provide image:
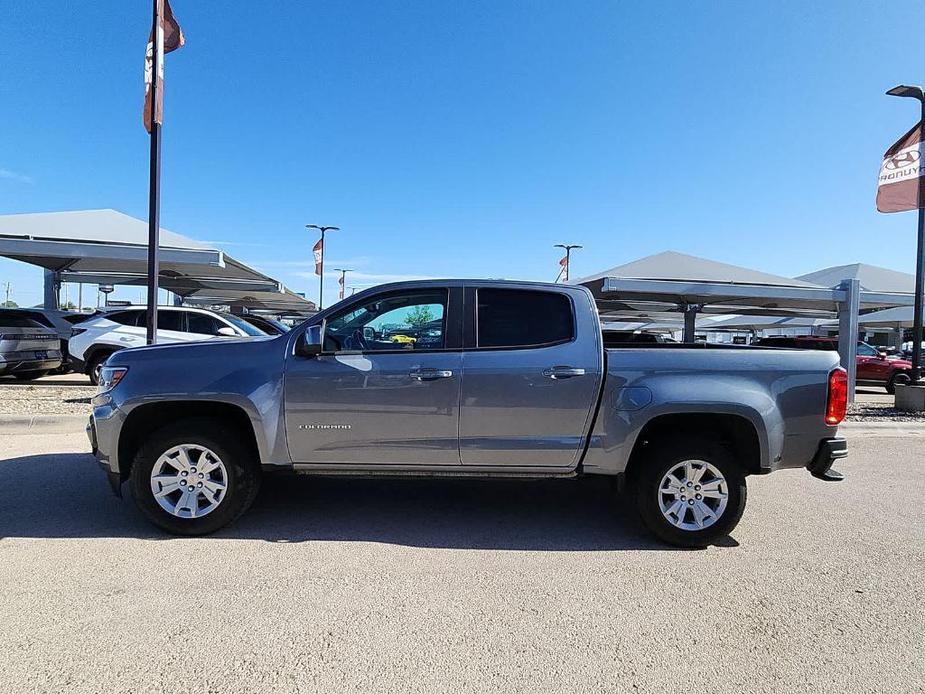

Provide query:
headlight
left=98, top=366, right=128, bottom=393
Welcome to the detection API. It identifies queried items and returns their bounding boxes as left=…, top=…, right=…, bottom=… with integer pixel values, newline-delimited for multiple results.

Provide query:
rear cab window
left=0, top=314, right=43, bottom=329
left=476, top=288, right=573, bottom=349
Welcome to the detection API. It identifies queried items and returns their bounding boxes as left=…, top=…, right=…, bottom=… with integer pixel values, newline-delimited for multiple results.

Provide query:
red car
left=753, top=336, right=913, bottom=393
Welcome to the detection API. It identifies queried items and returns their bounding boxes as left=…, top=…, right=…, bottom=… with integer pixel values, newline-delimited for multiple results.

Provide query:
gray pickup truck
left=88, top=279, right=848, bottom=547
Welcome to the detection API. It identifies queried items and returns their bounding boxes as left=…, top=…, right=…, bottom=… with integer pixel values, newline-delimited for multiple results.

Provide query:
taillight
left=825, top=367, right=848, bottom=425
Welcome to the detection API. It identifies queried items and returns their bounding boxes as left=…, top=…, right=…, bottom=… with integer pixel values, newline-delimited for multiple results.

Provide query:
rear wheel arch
left=83, top=345, right=123, bottom=383
left=623, top=412, right=763, bottom=485
left=117, top=401, right=261, bottom=482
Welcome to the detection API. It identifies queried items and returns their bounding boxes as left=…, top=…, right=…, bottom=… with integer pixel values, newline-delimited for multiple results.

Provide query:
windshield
left=218, top=313, right=268, bottom=336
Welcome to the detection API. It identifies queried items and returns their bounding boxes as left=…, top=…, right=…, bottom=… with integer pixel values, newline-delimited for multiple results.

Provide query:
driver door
left=284, top=287, right=463, bottom=466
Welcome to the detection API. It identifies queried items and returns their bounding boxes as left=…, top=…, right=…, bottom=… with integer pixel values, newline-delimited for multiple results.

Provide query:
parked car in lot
left=6, top=307, right=95, bottom=373
left=88, top=280, right=848, bottom=547
left=0, top=309, right=63, bottom=379
left=237, top=314, right=291, bottom=335
left=752, top=335, right=912, bottom=393
left=71, top=305, right=268, bottom=384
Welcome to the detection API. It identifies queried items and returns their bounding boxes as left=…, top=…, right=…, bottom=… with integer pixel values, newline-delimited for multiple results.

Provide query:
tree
left=1, top=300, right=17, bottom=308
left=405, top=305, right=434, bottom=328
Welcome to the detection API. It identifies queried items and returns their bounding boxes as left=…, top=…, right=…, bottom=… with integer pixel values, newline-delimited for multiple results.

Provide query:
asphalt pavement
left=0, top=432, right=922, bottom=693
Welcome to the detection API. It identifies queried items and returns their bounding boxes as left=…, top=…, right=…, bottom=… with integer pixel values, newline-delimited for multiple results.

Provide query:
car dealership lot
left=0, top=433, right=922, bottom=693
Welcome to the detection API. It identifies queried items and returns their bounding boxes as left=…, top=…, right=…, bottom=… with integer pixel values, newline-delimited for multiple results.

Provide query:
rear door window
left=476, top=288, right=573, bottom=349
left=186, top=312, right=225, bottom=336
left=108, top=311, right=143, bottom=327
left=157, top=311, right=183, bottom=332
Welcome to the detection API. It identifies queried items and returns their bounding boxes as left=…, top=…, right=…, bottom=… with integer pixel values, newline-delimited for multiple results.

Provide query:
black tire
left=632, top=437, right=747, bottom=548
left=13, top=370, right=49, bottom=381
left=130, top=418, right=261, bottom=535
left=886, top=371, right=911, bottom=395
left=87, top=351, right=114, bottom=386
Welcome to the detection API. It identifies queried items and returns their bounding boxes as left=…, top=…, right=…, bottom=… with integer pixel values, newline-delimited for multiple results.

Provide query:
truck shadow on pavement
left=0, top=452, right=731, bottom=551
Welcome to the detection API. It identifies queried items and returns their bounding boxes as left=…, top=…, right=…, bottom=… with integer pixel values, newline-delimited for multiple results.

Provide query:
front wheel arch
left=117, top=401, right=261, bottom=483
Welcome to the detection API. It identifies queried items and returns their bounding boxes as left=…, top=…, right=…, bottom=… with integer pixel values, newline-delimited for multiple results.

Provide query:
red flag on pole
left=143, top=0, right=185, bottom=133
left=313, top=238, right=323, bottom=276
left=877, top=121, right=924, bottom=213
left=556, top=254, right=568, bottom=283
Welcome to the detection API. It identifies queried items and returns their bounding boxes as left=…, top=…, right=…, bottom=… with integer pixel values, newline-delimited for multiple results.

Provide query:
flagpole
left=554, top=244, right=582, bottom=282
left=145, top=0, right=163, bottom=345
left=306, top=224, right=340, bottom=311
left=913, top=101, right=925, bottom=382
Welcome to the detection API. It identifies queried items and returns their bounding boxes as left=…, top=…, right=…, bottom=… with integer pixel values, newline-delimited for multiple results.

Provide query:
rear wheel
left=633, top=437, right=747, bottom=548
left=130, top=418, right=261, bottom=535
left=87, top=351, right=115, bottom=385
left=886, top=371, right=911, bottom=395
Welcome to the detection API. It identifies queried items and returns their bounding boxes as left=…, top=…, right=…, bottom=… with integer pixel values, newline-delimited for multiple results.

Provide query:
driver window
left=857, top=343, right=879, bottom=357
left=323, top=290, right=447, bottom=353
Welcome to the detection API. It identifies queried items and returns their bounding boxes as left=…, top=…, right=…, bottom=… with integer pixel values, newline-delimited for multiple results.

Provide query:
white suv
left=70, top=306, right=268, bottom=384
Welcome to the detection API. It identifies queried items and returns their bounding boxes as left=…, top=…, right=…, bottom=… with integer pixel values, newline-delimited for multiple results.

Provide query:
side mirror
left=216, top=326, right=237, bottom=337
left=363, top=326, right=375, bottom=341
left=295, top=325, right=322, bottom=358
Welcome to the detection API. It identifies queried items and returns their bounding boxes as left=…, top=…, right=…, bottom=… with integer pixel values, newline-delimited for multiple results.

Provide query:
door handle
left=410, top=368, right=454, bottom=381
left=543, top=366, right=586, bottom=379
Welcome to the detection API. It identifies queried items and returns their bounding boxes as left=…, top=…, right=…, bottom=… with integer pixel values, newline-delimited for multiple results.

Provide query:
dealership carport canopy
left=571, top=251, right=916, bottom=399
left=0, top=209, right=315, bottom=313
left=573, top=251, right=913, bottom=320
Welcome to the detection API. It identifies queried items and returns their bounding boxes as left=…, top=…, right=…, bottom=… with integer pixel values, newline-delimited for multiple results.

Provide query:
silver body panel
left=92, top=279, right=840, bottom=481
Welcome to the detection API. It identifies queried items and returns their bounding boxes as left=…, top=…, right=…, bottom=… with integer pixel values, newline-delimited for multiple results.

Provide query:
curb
left=0, top=415, right=88, bottom=434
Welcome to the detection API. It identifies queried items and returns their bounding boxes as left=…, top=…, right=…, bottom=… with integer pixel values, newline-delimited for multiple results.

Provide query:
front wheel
left=633, top=438, right=747, bottom=548
left=130, top=418, right=261, bottom=535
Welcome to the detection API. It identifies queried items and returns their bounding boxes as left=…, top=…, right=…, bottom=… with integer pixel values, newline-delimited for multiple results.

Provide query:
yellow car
left=389, top=334, right=417, bottom=345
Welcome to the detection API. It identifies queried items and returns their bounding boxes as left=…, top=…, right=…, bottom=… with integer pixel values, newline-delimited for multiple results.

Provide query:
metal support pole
left=837, top=278, right=861, bottom=402
left=318, top=228, right=326, bottom=310
left=43, top=270, right=59, bottom=309
left=912, top=104, right=925, bottom=379
left=682, top=304, right=698, bottom=344
left=145, top=0, right=163, bottom=344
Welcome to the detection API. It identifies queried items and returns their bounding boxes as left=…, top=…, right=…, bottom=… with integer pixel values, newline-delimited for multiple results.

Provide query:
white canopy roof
left=0, top=209, right=315, bottom=313
left=797, top=263, right=915, bottom=293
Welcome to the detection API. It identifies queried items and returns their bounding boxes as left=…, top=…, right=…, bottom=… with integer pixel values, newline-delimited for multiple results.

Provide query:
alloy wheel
left=150, top=443, right=229, bottom=519
left=657, top=459, right=729, bottom=531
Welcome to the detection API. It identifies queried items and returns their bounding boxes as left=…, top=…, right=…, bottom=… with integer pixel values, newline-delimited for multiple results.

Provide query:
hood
left=106, top=335, right=277, bottom=365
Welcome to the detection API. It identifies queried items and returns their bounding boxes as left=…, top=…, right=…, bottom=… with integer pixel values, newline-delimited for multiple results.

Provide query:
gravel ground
left=847, top=401, right=925, bottom=422
left=0, top=382, right=97, bottom=416
left=0, top=433, right=922, bottom=694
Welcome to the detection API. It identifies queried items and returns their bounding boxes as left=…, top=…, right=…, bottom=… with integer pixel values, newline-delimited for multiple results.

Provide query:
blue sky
left=2, top=1, right=925, bottom=308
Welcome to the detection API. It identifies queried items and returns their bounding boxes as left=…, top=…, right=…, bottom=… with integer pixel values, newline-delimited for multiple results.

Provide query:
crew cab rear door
left=458, top=285, right=603, bottom=468
left=284, top=286, right=464, bottom=466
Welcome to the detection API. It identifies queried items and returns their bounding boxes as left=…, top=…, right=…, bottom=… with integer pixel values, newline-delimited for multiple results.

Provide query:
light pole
left=886, top=85, right=925, bottom=381
left=554, top=244, right=583, bottom=282
left=306, top=224, right=339, bottom=310
left=332, top=268, right=353, bottom=301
